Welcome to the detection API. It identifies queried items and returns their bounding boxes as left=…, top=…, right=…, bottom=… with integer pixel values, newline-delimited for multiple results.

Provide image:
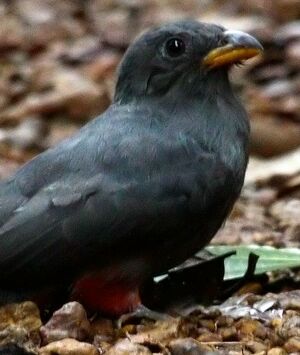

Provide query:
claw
left=117, top=304, right=172, bottom=328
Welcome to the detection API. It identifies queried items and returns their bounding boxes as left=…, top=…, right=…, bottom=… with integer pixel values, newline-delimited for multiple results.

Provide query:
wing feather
left=0, top=153, right=235, bottom=289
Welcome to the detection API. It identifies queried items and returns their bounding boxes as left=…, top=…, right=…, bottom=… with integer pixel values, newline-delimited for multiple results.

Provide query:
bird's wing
left=0, top=173, right=121, bottom=286
left=0, top=179, right=28, bottom=227
left=0, top=151, right=235, bottom=288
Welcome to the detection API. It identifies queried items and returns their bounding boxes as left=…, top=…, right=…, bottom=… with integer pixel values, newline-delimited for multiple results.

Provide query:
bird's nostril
left=219, top=36, right=229, bottom=47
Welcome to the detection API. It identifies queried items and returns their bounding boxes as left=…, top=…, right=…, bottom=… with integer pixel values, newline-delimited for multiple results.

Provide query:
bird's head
left=114, top=20, right=262, bottom=103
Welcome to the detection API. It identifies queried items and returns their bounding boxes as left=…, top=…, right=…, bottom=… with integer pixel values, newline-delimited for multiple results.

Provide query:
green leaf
left=204, top=245, right=300, bottom=281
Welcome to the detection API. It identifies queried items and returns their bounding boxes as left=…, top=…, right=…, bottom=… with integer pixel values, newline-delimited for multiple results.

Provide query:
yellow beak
left=203, top=30, right=263, bottom=69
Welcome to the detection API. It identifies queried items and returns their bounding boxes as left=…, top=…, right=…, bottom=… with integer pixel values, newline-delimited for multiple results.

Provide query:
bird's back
left=0, top=101, right=242, bottom=295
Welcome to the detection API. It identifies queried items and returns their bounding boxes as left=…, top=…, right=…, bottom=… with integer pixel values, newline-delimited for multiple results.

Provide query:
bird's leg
left=117, top=303, right=172, bottom=328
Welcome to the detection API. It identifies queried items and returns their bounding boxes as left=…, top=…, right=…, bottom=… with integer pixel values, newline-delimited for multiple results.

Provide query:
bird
left=0, top=20, right=262, bottom=317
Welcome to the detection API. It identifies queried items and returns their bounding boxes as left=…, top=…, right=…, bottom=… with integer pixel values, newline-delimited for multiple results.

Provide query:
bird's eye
left=165, top=38, right=186, bottom=57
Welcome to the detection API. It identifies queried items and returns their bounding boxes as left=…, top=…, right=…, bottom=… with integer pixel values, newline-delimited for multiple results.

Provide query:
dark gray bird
left=0, top=20, right=262, bottom=316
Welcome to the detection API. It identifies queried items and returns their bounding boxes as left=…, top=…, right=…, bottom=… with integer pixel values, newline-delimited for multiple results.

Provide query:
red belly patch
left=71, top=274, right=141, bottom=317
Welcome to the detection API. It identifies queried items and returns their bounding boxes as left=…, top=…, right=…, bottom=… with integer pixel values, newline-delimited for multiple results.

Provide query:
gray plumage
left=0, top=20, right=251, bottom=302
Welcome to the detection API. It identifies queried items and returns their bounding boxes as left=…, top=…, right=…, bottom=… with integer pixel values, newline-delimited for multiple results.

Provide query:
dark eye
left=165, top=38, right=186, bottom=57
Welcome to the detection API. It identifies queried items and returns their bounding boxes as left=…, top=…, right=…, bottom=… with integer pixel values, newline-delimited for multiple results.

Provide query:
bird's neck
left=150, top=74, right=248, bottom=156
left=184, top=86, right=250, bottom=178
left=114, top=70, right=249, bottom=176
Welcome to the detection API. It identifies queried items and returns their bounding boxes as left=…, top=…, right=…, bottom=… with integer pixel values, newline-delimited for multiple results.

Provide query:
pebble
left=38, top=338, right=99, bottom=355
left=40, top=302, right=91, bottom=345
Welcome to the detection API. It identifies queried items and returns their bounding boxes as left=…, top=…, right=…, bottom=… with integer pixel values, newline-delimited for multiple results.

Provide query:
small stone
left=286, top=41, right=300, bottom=68
left=0, top=343, right=35, bottom=354
left=0, top=301, right=41, bottom=348
left=278, top=315, right=300, bottom=339
left=93, top=337, right=111, bottom=353
left=168, top=338, right=213, bottom=354
left=218, top=326, right=237, bottom=340
left=271, top=318, right=283, bottom=329
left=267, top=348, right=287, bottom=355
left=105, top=338, right=152, bottom=354
left=38, top=338, right=99, bottom=355
left=236, top=319, right=267, bottom=340
left=90, top=318, right=114, bottom=340
left=0, top=69, right=109, bottom=123
left=91, top=318, right=114, bottom=351
left=0, top=117, right=45, bottom=149
left=198, top=319, right=215, bottom=332
left=283, top=336, right=300, bottom=353
left=216, top=315, right=234, bottom=327
left=262, top=80, right=293, bottom=99
left=83, top=52, right=121, bottom=82
left=197, top=332, right=222, bottom=342
left=276, top=21, right=300, bottom=42
left=246, top=340, right=268, bottom=353
left=0, top=301, right=41, bottom=333
left=270, top=200, right=300, bottom=228
left=40, top=302, right=91, bottom=345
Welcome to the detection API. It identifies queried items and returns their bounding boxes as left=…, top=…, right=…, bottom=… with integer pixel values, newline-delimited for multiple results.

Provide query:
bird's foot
left=117, top=304, right=172, bottom=328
